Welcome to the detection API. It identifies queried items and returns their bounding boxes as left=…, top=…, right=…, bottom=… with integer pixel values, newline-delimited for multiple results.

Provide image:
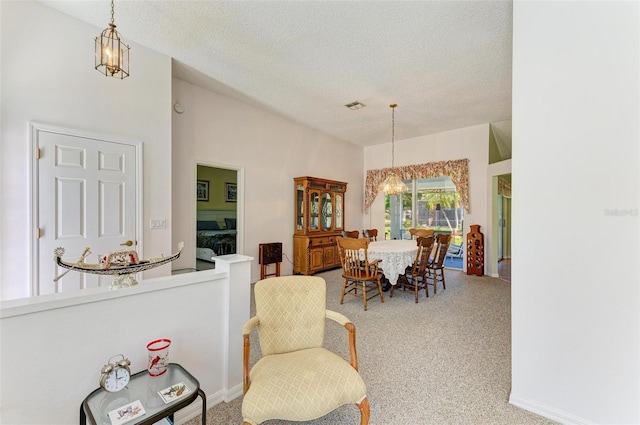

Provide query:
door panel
left=310, top=248, right=324, bottom=271
left=99, top=180, right=125, bottom=236
left=56, top=177, right=85, bottom=238
left=35, top=126, right=138, bottom=295
left=324, top=246, right=336, bottom=267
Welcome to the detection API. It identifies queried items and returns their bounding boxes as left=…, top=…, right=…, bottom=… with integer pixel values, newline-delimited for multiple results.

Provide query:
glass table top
left=83, top=363, right=200, bottom=425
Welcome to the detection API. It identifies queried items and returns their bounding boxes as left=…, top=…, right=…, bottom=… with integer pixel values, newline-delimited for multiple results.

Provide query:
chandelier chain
left=391, top=103, right=397, bottom=168
left=110, top=0, right=115, bottom=25
left=378, top=103, right=407, bottom=195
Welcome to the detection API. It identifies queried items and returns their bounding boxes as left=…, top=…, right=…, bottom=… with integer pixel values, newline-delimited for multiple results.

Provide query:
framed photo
left=225, top=182, right=237, bottom=202
left=196, top=180, right=209, bottom=202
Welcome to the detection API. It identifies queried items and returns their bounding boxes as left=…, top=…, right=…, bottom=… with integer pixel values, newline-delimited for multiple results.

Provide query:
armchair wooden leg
left=340, top=278, right=347, bottom=305
left=357, top=397, right=370, bottom=425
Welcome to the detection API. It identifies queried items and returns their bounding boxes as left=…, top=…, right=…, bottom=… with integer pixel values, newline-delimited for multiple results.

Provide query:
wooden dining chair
left=362, top=229, right=378, bottom=241
left=391, top=236, right=435, bottom=303
left=426, top=234, right=452, bottom=293
left=336, top=236, right=384, bottom=311
left=343, top=230, right=360, bottom=239
left=411, top=228, right=435, bottom=239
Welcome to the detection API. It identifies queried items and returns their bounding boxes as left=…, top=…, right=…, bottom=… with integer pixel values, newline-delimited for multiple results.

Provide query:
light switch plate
left=150, top=219, right=166, bottom=229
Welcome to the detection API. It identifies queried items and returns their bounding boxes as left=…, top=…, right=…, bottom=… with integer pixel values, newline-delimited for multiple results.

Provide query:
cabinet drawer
left=310, top=237, right=335, bottom=247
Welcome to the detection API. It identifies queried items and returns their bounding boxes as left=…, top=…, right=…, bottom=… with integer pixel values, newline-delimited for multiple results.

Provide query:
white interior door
left=33, top=124, right=139, bottom=295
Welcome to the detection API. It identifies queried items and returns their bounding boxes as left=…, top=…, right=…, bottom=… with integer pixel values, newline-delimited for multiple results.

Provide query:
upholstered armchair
left=242, top=276, right=370, bottom=425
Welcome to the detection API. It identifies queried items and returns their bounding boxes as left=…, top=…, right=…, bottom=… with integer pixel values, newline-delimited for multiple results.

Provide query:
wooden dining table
left=367, top=240, right=418, bottom=289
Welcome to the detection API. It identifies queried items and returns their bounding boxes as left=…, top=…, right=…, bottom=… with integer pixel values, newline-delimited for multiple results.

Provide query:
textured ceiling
left=40, top=0, right=513, bottom=147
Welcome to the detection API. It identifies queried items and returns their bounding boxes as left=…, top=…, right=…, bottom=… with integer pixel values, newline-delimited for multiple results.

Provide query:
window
left=384, top=177, right=464, bottom=249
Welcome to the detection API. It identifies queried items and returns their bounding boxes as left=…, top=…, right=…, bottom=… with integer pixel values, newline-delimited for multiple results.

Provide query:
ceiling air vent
left=344, top=101, right=366, bottom=110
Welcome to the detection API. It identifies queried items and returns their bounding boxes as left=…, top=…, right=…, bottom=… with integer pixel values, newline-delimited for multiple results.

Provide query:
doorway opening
left=497, top=173, right=511, bottom=282
left=195, top=164, right=238, bottom=271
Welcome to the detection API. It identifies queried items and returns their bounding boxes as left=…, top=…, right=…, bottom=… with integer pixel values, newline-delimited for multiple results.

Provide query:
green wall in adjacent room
left=488, top=125, right=503, bottom=164
left=197, top=166, right=237, bottom=211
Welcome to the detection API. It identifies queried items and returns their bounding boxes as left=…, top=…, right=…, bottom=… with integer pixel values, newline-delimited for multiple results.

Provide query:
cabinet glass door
left=335, top=193, right=343, bottom=229
left=321, top=192, right=332, bottom=230
left=296, top=184, right=304, bottom=230
left=310, top=191, right=320, bottom=230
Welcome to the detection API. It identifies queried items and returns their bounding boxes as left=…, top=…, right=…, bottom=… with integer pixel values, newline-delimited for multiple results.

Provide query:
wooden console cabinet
left=293, top=176, right=347, bottom=275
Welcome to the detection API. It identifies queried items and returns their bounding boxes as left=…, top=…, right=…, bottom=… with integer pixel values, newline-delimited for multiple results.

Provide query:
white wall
left=171, top=78, right=364, bottom=279
left=0, top=1, right=173, bottom=300
left=363, top=123, right=491, bottom=273
left=511, top=2, right=639, bottom=424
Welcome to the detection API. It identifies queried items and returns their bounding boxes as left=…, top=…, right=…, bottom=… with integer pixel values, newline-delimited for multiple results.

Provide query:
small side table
left=81, top=363, right=206, bottom=425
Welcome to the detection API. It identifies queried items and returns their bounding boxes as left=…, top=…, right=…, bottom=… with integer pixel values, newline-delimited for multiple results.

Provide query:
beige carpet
left=185, top=268, right=556, bottom=425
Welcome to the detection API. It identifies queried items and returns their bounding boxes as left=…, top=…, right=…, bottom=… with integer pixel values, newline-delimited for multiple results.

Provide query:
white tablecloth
left=367, top=240, right=418, bottom=285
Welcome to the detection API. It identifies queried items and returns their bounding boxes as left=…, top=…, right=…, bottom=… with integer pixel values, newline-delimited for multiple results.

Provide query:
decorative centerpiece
left=54, top=242, right=184, bottom=289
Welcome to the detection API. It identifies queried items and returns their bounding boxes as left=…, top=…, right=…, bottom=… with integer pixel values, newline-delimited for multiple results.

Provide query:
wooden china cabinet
left=293, top=176, right=347, bottom=275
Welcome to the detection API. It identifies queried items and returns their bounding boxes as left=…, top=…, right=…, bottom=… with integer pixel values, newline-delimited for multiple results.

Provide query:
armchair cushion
left=255, top=275, right=326, bottom=355
left=242, top=347, right=367, bottom=424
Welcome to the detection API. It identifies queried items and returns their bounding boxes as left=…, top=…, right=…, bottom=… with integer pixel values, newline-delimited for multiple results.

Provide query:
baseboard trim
left=509, top=392, right=594, bottom=425
left=174, top=386, right=243, bottom=424
left=225, top=383, right=244, bottom=401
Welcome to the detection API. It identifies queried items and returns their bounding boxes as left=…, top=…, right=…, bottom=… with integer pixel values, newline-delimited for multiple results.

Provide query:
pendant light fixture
left=95, top=0, right=130, bottom=79
left=378, top=103, right=409, bottom=195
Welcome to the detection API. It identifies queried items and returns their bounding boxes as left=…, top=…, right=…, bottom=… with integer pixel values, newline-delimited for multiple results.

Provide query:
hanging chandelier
left=95, top=0, right=130, bottom=79
left=378, top=103, right=409, bottom=195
